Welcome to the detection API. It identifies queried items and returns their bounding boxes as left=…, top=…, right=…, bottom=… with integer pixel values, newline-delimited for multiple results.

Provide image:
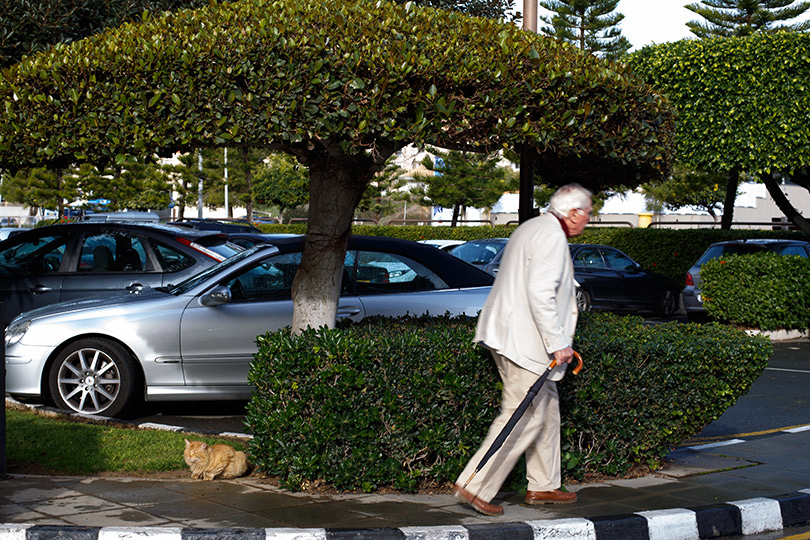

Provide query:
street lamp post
left=519, top=0, right=538, bottom=223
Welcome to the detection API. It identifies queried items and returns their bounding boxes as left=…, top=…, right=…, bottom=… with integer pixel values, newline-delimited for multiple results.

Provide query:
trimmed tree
left=628, top=32, right=810, bottom=235
left=0, top=0, right=674, bottom=332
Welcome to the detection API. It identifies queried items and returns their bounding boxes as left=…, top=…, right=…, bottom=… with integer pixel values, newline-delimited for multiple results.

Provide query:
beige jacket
left=473, top=213, right=578, bottom=380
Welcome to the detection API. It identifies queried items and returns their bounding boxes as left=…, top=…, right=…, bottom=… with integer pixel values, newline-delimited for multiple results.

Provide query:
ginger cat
left=183, top=439, right=249, bottom=480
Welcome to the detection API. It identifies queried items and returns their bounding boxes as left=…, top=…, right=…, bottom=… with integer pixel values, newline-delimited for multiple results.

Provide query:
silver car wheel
left=49, top=338, right=137, bottom=416
left=576, top=288, right=592, bottom=312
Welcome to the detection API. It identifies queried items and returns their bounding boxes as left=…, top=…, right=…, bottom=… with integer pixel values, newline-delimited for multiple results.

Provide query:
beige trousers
left=456, top=351, right=561, bottom=502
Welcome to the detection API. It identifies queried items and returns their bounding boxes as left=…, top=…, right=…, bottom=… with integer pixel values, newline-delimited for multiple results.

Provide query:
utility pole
left=224, top=148, right=230, bottom=218
left=519, top=0, right=538, bottom=223
left=197, top=149, right=204, bottom=219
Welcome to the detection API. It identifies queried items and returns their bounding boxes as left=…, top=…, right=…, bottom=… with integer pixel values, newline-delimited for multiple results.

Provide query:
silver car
left=683, top=238, right=810, bottom=321
left=5, top=236, right=493, bottom=417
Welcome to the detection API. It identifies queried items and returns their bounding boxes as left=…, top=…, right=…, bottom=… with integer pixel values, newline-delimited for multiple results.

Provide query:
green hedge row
left=259, top=222, right=808, bottom=285
left=701, top=253, right=810, bottom=331
left=245, top=312, right=771, bottom=492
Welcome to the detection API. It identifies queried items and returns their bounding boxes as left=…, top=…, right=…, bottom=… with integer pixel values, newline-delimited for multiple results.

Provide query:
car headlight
left=5, top=321, right=30, bottom=347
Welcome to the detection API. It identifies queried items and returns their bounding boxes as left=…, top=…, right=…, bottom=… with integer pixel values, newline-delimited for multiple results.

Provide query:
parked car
left=418, top=239, right=465, bottom=252
left=683, top=238, right=810, bottom=321
left=4, top=236, right=494, bottom=416
left=450, top=239, right=678, bottom=315
left=169, top=218, right=262, bottom=234
left=0, top=227, right=30, bottom=241
left=448, top=238, right=509, bottom=274
left=0, top=222, right=243, bottom=325
left=227, top=232, right=302, bottom=249
left=570, top=244, right=679, bottom=316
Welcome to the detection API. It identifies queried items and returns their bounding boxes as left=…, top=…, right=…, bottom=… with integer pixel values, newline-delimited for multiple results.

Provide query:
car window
left=451, top=242, right=503, bottom=265
left=601, top=248, right=637, bottom=271
left=776, top=245, right=809, bottom=257
left=696, top=244, right=765, bottom=266
left=0, top=233, right=70, bottom=274
left=151, top=240, right=196, bottom=273
left=352, top=251, right=446, bottom=294
left=78, top=232, right=148, bottom=272
left=572, top=246, right=605, bottom=268
left=225, top=252, right=302, bottom=302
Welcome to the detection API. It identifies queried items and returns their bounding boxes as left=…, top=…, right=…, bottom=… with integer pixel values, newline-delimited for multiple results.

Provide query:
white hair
left=548, top=184, right=592, bottom=216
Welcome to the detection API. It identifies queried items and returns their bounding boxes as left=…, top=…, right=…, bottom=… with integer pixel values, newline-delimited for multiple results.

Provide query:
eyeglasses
left=574, top=208, right=592, bottom=217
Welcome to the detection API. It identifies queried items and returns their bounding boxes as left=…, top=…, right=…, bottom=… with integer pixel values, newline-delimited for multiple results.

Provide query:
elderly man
left=453, top=183, right=593, bottom=516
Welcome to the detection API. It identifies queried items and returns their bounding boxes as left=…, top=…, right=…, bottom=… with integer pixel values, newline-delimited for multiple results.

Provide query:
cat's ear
left=185, top=439, right=191, bottom=447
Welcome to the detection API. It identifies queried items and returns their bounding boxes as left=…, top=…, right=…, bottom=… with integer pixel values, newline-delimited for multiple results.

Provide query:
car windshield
left=168, top=247, right=262, bottom=294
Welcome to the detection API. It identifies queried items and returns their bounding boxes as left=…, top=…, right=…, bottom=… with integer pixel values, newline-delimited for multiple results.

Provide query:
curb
left=3, top=489, right=810, bottom=540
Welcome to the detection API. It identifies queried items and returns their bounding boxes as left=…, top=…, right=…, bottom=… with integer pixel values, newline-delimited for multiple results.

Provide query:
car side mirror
left=200, top=285, right=232, bottom=306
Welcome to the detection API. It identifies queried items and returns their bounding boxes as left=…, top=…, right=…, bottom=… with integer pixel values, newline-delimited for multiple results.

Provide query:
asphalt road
left=693, top=340, right=810, bottom=441
left=130, top=335, right=810, bottom=444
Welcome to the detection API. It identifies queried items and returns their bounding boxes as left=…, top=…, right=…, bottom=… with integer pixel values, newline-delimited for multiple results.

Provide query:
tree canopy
left=0, top=0, right=675, bottom=331
left=628, top=32, right=810, bottom=234
left=685, top=0, right=810, bottom=38
left=540, top=0, right=632, bottom=60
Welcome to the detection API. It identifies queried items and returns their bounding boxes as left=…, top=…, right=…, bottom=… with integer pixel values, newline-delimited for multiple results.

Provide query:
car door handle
left=126, top=283, right=144, bottom=293
left=29, top=285, right=53, bottom=294
left=337, top=307, right=362, bottom=317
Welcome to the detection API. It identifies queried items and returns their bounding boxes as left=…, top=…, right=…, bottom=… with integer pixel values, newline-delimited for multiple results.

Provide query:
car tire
left=48, top=338, right=140, bottom=417
left=654, top=289, right=678, bottom=317
left=575, top=288, right=592, bottom=312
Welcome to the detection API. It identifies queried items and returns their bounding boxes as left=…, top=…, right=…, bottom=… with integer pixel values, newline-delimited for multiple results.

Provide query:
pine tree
left=539, top=0, right=632, bottom=60
left=686, top=0, right=810, bottom=38
left=411, top=148, right=513, bottom=227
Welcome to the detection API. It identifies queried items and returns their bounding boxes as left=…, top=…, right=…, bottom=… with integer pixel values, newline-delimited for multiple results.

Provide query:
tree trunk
left=720, top=169, right=739, bottom=230
left=762, top=173, right=810, bottom=236
left=290, top=146, right=395, bottom=333
left=451, top=204, right=460, bottom=227
left=56, top=169, right=64, bottom=218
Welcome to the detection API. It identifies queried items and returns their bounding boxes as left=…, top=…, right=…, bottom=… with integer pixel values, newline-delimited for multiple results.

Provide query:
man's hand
left=553, top=346, right=575, bottom=365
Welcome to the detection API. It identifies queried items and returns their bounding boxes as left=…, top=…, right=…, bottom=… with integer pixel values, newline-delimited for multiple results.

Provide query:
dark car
left=227, top=232, right=302, bottom=249
left=0, top=222, right=243, bottom=325
left=570, top=244, right=679, bottom=316
left=683, top=238, right=810, bottom=321
left=448, top=238, right=509, bottom=275
left=169, top=218, right=262, bottom=234
left=5, top=236, right=494, bottom=416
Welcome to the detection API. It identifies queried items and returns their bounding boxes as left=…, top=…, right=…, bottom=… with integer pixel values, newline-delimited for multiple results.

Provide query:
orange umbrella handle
left=547, top=350, right=584, bottom=375
left=571, top=350, right=584, bottom=375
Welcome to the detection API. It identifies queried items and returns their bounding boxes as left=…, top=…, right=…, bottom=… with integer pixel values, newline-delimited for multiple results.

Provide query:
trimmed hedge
left=258, top=222, right=809, bottom=285
left=245, top=312, right=771, bottom=492
left=701, top=253, right=810, bottom=331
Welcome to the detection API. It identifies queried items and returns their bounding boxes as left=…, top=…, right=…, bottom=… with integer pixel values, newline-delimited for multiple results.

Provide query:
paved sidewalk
left=2, top=427, right=810, bottom=539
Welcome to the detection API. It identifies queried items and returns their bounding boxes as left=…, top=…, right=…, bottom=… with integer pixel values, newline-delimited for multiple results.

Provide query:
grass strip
left=5, top=406, right=247, bottom=475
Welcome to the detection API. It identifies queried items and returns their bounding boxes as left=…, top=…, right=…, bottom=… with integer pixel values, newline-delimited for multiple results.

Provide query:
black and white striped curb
left=3, top=489, right=810, bottom=540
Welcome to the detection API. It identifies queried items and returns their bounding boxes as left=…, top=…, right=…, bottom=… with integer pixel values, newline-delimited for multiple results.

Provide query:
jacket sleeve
left=525, top=229, right=571, bottom=354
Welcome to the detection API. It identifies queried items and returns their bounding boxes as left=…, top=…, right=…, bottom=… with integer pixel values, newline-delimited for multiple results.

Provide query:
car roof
left=266, top=235, right=494, bottom=288
left=6, top=222, right=231, bottom=242
left=709, top=238, right=809, bottom=246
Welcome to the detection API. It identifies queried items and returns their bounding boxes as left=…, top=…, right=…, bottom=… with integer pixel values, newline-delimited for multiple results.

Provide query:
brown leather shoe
left=524, top=489, right=577, bottom=505
left=453, top=484, right=504, bottom=516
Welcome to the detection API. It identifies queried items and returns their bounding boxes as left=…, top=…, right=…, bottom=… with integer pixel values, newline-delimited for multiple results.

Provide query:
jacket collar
left=552, top=212, right=571, bottom=237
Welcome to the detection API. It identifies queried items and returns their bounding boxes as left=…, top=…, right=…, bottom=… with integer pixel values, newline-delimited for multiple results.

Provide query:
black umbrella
left=462, top=351, right=584, bottom=489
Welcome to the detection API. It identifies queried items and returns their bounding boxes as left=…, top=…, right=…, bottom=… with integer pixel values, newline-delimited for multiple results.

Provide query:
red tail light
left=685, top=273, right=694, bottom=286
